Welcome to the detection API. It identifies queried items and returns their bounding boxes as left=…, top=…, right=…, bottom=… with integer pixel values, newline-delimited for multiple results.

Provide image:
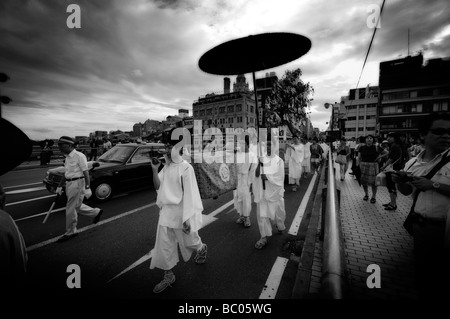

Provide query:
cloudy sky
left=1, top=0, right=449, bottom=141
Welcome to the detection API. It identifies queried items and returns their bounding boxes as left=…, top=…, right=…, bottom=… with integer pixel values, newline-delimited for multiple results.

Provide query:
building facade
left=378, top=53, right=450, bottom=138
left=342, top=86, right=378, bottom=139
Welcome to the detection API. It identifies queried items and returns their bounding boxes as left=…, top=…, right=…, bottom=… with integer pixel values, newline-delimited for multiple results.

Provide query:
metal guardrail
left=321, top=148, right=348, bottom=298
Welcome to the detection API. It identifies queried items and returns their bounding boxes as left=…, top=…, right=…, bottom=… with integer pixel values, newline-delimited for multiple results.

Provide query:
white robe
left=287, top=144, right=304, bottom=183
left=252, top=155, right=285, bottom=219
left=234, top=150, right=257, bottom=217
left=150, top=157, right=204, bottom=270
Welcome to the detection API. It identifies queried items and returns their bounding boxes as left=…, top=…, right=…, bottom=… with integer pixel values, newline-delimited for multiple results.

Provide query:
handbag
left=335, top=154, right=347, bottom=164
left=375, top=171, right=387, bottom=186
left=403, top=150, right=450, bottom=236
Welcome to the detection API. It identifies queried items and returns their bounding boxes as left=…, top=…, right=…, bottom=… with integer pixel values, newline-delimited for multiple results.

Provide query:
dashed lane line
left=288, top=172, right=317, bottom=236
left=259, top=257, right=289, bottom=299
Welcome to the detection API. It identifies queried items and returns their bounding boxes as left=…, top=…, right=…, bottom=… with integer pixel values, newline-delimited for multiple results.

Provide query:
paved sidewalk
left=308, top=162, right=419, bottom=299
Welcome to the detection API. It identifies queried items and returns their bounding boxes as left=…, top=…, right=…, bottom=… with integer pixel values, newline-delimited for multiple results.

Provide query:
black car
left=43, top=142, right=165, bottom=202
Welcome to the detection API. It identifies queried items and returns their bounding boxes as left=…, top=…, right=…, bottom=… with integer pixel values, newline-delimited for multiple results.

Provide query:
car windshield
left=98, top=146, right=134, bottom=164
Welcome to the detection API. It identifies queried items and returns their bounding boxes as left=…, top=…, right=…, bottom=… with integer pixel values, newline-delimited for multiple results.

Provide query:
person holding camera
left=55, top=136, right=103, bottom=243
left=392, top=112, right=450, bottom=299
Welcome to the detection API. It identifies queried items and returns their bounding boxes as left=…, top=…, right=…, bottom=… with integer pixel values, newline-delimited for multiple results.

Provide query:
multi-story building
left=378, top=53, right=450, bottom=138
left=255, top=72, right=278, bottom=127
left=192, top=75, right=257, bottom=133
left=133, top=122, right=144, bottom=137
left=341, top=86, right=378, bottom=139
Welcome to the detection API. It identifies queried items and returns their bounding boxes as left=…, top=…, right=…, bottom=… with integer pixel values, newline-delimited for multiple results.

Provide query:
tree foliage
left=264, top=68, right=314, bottom=138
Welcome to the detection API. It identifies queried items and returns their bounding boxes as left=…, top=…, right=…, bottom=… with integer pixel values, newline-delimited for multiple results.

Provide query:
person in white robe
left=302, top=138, right=312, bottom=178
left=149, top=137, right=207, bottom=294
left=234, top=136, right=257, bottom=227
left=252, top=136, right=286, bottom=249
left=286, top=136, right=304, bottom=191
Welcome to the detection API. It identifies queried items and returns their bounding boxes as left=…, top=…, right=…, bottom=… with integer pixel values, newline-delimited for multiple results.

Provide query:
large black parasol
left=199, top=32, right=311, bottom=188
left=199, top=32, right=311, bottom=76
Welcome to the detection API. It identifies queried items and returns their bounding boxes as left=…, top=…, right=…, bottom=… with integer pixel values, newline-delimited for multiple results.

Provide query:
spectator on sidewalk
left=252, top=133, right=286, bottom=249
left=286, top=136, right=304, bottom=192
left=336, top=137, right=351, bottom=181
left=89, top=138, right=99, bottom=161
left=0, top=118, right=30, bottom=293
left=381, top=132, right=403, bottom=211
left=310, top=138, right=323, bottom=172
left=55, top=136, right=104, bottom=243
left=357, top=135, right=380, bottom=203
left=319, top=140, right=329, bottom=161
left=149, top=129, right=207, bottom=293
left=393, top=112, right=450, bottom=299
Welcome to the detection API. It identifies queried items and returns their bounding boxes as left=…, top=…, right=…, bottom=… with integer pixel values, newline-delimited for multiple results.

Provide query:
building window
left=250, top=105, right=254, bottom=113
left=228, top=118, right=234, bottom=123
left=358, top=116, right=364, bottom=120
left=219, top=107, right=225, bottom=114
left=412, top=103, right=423, bottom=112
left=207, top=108, right=212, bottom=115
left=236, top=104, right=242, bottom=112
left=358, top=127, right=364, bottom=131
left=199, top=110, right=205, bottom=116
left=433, top=102, right=448, bottom=112
left=366, top=127, right=376, bottom=131
left=410, top=91, right=417, bottom=98
left=366, top=115, right=376, bottom=120
left=347, top=116, right=357, bottom=121
left=228, top=106, right=234, bottom=113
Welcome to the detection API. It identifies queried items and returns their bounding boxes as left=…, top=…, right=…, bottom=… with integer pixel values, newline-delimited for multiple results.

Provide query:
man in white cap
left=55, top=136, right=103, bottom=243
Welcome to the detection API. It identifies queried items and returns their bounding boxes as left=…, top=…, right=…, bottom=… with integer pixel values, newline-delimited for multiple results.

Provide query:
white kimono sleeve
left=266, top=157, right=285, bottom=187
left=181, top=164, right=204, bottom=232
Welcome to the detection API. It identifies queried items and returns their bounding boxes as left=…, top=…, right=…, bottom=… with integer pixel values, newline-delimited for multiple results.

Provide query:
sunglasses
left=429, top=128, right=450, bottom=136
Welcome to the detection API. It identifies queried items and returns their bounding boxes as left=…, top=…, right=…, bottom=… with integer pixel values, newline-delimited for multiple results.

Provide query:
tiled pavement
left=308, top=162, right=419, bottom=299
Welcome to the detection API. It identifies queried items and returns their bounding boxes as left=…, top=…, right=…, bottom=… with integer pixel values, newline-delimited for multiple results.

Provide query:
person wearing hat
left=0, top=118, right=30, bottom=292
left=55, top=136, right=103, bottom=243
left=148, top=128, right=207, bottom=293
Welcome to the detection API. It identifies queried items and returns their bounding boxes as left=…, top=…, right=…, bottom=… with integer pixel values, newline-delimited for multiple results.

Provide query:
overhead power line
left=355, top=0, right=386, bottom=90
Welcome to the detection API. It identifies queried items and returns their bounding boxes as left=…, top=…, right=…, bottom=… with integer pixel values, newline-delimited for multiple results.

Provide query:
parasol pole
left=252, top=71, right=265, bottom=190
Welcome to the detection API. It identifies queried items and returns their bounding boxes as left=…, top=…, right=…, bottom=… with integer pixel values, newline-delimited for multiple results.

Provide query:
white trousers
left=150, top=225, right=204, bottom=271
left=256, top=198, right=286, bottom=238
left=65, top=179, right=100, bottom=235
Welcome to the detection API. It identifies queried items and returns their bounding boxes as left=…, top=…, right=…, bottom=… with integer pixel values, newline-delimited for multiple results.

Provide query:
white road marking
left=6, top=186, right=46, bottom=195
left=106, top=250, right=154, bottom=283
left=288, top=172, right=317, bottom=236
left=259, top=257, right=289, bottom=299
left=26, top=202, right=158, bottom=252
left=208, top=200, right=234, bottom=218
left=6, top=194, right=55, bottom=206
left=106, top=200, right=232, bottom=283
left=3, top=182, right=42, bottom=190
left=15, top=207, right=65, bottom=222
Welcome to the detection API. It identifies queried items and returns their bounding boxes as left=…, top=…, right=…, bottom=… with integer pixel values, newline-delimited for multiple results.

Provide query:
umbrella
left=199, top=32, right=312, bottom=188
left=198, top=32, right=311, bottom=131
